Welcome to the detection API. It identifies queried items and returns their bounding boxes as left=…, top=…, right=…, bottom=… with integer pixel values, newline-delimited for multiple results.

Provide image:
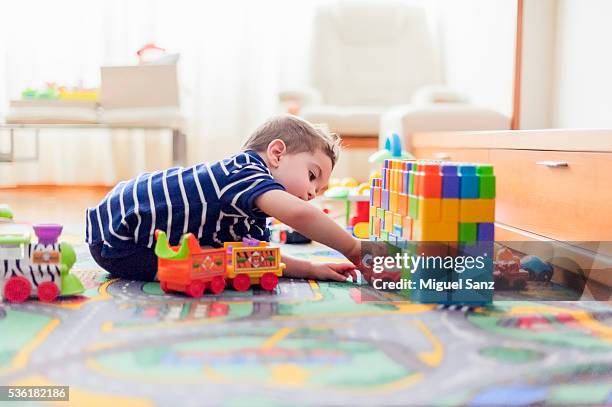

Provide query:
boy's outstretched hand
left=309, top=262, right=358, bottom=282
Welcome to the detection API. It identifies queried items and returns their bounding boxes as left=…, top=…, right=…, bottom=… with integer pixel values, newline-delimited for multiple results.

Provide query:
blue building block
left=382, top=189, right=390, bottom=210
left=441, top=164, right=460, bottom=198
left=477, top=223, right=495, bottom=241
left=459, top=164, right=479, bottom=198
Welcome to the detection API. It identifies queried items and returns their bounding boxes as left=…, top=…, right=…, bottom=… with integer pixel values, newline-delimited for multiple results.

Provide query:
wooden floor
left=1, top=186, right=111, bottom=225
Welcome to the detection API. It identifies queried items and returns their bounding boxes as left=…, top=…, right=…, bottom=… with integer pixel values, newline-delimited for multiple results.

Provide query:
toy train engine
left=155, top=231, right=285, bottom=298
left=0, top=224, right=84, bottom=303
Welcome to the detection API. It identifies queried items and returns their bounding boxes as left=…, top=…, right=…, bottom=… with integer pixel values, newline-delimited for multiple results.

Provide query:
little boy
left=86, top=115, right=362, bottom=282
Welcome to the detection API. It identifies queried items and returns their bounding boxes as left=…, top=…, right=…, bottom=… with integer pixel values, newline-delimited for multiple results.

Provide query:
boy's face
left=266, top=142, right=333, bottom=201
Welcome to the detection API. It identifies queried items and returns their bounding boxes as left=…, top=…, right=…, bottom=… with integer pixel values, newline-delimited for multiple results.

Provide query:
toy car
left=521, top=255, right=554, bottom=281
left=493, top=248, right=529, bottom=290
left=155, top=231, right=285, bottom=297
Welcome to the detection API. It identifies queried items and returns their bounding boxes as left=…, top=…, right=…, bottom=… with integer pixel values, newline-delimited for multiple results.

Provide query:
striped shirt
left=85, top=150, right=285, bottom=258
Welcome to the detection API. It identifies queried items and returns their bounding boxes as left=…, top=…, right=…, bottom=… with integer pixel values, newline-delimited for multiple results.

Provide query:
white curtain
left=0, top=0, right=328, bottom=186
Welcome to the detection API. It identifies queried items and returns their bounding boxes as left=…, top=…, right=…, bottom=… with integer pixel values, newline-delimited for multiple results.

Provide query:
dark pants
left=89, top=243, right=158, bottom=282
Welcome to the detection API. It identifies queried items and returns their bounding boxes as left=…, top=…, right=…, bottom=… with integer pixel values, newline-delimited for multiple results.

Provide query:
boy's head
left=243, top=115, right=341, bottom=201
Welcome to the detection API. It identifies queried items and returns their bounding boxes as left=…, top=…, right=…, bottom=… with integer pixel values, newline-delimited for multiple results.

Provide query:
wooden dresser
left=412, top=129, right=612, bottom=293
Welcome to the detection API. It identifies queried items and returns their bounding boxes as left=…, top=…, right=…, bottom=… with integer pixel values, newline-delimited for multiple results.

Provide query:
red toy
left=154, top=231, right=285, bottom=298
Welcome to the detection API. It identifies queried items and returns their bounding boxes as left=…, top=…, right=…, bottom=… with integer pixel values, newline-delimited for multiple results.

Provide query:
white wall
left=519, top=0, right=556, bottom=129
left=551, top=0, right=612, bottom=128
left=435, top=0, right=517, bottom=118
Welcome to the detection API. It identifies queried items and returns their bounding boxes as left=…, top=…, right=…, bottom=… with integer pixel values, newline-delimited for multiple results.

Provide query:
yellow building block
left=412, top=220, right=458, bottom=241
left=441, top=199, right=459, bottom=222
left=390, top=191, right=399, bottom=213
left=384, top=210, right=394, bottom=232
left=417, top=198, right=441, bottom=221
left=370, top=206, right=377, bottom=217
left=459, top=199, right=495, bottom=223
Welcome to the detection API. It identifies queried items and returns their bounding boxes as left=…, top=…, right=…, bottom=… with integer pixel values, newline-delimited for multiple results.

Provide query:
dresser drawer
left=412, top=147, right=489, bottom=163
left=490, top=149, right=612, bottom=241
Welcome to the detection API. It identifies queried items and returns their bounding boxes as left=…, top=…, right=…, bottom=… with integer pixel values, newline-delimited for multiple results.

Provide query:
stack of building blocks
left=369, top=159, right=496, bottom=245
left=369, top=159, right=496, bottom=304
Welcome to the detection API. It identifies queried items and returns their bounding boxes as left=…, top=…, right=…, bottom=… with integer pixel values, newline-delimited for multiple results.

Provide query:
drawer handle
left=536, top=161, right=569, bottom=168
left=434, top=152, right=451, bottom=160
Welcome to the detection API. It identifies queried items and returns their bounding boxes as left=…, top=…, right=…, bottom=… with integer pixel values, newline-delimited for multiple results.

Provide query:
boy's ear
left=266, top=139, right=287, bottom=168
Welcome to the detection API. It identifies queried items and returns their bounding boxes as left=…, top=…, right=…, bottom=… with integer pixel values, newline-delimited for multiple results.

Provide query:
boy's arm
left=256, top=190, right=361, bottom=265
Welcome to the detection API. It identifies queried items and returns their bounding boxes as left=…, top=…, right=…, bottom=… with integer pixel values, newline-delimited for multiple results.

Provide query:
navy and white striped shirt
left=86, top=150, right=285, bottom=258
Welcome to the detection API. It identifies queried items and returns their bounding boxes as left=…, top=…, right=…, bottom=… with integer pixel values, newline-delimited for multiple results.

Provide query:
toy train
left=0, top=223, right=85, bottom=303
left=154, top=230, right=285, bottom=298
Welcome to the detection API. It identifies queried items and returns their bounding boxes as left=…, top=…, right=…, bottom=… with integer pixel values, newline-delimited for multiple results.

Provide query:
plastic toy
left=155, top=231, right=285, bottom=297
left=0, top=224, right=84, bottom=303
left=493, top=248, right=528, bottom=290
left=368, top=133, right=414, bottom=164
left=0, top=205, right=13, bottom=223
left=521, top=255, right=554, bottom=281
left=369, top=159, right=495, bottom=243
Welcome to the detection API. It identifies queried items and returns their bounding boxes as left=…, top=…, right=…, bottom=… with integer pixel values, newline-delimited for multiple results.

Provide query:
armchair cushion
left=301, top=105, right=387, bottom=136
left=380, top=104, right=511, bottom=149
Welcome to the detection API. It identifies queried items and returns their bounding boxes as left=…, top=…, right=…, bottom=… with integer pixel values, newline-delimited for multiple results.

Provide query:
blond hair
left=242, top=115, right=341, bottom=167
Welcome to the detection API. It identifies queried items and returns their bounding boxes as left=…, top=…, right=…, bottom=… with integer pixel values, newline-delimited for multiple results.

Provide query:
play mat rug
left=1, top=226, right=611, bottom=406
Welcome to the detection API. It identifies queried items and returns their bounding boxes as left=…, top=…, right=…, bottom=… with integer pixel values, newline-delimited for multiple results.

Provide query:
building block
left=380, top=230, right=389, bottom=241
left=441, top=198, right=459, bottom=222
left=412, top=220, right=458, bottom=241
left=398, top=193, right=409, bottom=216
left=409, top=164, right=418, bottom=195
left=416, top=163, right=442, bottom=198
left=376, top=208, right=384, bottom=220
left=373, top=217, right=381, bottom=237
left=458, top=223, right=477, bottom=243
left=459, top=199, right=495, bottom=223
left=382, top=189, right=390, bottom=210
left=373, top=186, right=382, bottom=207
left=459, top=164, right=479, bottom=198
left=393, top=225, right=402, bottom=237
left=384, top=211, right=394, bottom=232
left=393, top=213, right=402, bottom=228
left=408, top=195, right=419, bottom=219
left=402, top=216, right=412, bottom=240
left=441, top=164, right=460, bottom=198
left=390, top=191, right=399, bottom=213
left=370, top=205, right=376, bottom=217
left=417, top=197, right=441, bottom=221
left=477, top=165, right=496, bottom=199
left=477, top=222, right=495, bottom=241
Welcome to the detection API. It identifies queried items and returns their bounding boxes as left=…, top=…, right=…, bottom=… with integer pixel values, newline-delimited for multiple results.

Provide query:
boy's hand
left=309, top=262, right=358, bottom=282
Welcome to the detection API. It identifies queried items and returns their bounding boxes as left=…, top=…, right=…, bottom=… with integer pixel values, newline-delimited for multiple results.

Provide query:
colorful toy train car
left=154, top=230, right=285, bottom=298
left=0, top=224, right=85, bottom=303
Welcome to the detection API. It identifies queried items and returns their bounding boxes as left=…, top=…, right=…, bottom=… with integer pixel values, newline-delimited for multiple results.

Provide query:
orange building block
left=417, top=198, right=441, bottom=221
left=459, top=199, right=495, bottom=223
left=441, top=199, right=459, bottom=222
left=390, top=191, right=399, bottom=213
left=373, top=187, right=381, bottom=208
left=398, top=193, right=409, bottom=216
left=412, top=220, right=458, bottom=241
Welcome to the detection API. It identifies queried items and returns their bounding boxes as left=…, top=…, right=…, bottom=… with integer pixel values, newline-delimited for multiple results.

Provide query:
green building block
left=377, top=208, right=385, bottom=220
left=459, top=223, right=477, bottom=243
left=408, top=195, right=419, bottom=219
left=380, top=230, right=389, bottom=241
left=409, top=163, right=418, bottom=195
left=477, top=165, right=496, bottom=199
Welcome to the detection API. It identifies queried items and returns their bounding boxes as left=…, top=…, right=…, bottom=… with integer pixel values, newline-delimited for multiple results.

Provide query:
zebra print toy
left=0, top=223, right=84, bottom=303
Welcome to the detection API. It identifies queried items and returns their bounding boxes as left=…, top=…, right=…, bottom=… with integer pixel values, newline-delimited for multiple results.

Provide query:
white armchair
left=279, top=0, right=510, bottom=150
